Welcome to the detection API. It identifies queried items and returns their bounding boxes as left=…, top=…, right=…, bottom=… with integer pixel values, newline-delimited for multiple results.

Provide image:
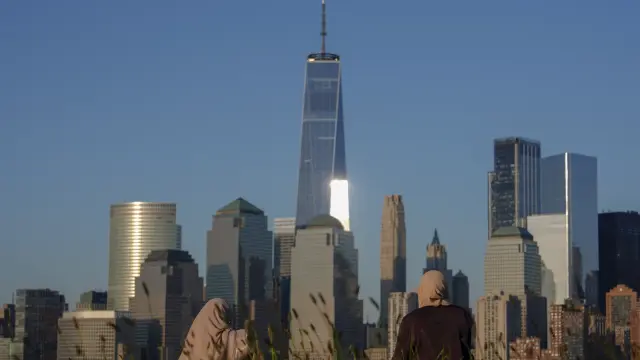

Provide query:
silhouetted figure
left=392, top=270, right=473, bottom=360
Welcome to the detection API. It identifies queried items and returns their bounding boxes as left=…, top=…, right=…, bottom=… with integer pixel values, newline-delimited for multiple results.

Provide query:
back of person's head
left=417, top=270, right=450, bottom=307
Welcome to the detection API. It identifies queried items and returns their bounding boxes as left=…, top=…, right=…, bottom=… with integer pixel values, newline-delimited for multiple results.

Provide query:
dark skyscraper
left=295, top=0, right=348, bottom=228
left=206, top=198, right=273, bottom=326
left=131, top=249, right=203, bottom=360
left=488, top=137, right=541, bottom=236
left=598, top=211, right=640, bottom=314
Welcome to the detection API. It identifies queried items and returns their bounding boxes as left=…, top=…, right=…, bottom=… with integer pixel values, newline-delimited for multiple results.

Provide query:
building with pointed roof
left=424, top=228, right=448, bottom=274
left=206, top=197, right=273, bottom=327
left=423, top=228, right=453, bottom=300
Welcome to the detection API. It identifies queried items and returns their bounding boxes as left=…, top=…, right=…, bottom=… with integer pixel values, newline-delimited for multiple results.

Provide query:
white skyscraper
left=387, top=292, right=418, bottom=357
left=290, top=215, right=362, bottom=359
left=539, top=152, right=598, bottom=303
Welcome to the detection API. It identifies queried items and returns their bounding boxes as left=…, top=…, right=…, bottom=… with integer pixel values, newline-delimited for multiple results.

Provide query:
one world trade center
left=295, top=0, right=349, bottom=230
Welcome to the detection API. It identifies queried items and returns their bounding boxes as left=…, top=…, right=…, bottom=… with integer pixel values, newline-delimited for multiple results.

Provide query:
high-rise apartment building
left=387, top=292, right=417, bottom=357
left=294, top=0, right=349, bottom=230
left=605, top=284, right=638, bottom=346
left=452, top=271, right=470, bottom=310
left=290, top=215, right=362, bottom=359
left=107, top=202, right=182, bottom=311
left=547, top=300, right=588, bottom=360
left=206, top=198, right=273, bottom=326
left=598, top=211, right=640, bottom=314
left=130, top=249, right=203, bottom=360
left=11, top=289, right=66, bottom=360
left=57, top=310, right=135, bottom=360
left=379, top=195, right=406, bottom=327
left=488, top=137, right=541, bottom=236
left=484, top=227, right=547, bottom=344
left=475, top=294, right=522, bottom=360
left=539, top=153, right=598, bottom=302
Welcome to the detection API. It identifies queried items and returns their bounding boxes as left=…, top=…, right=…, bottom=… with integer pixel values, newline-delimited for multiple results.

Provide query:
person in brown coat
left=391, top=270, right=473, bottom=360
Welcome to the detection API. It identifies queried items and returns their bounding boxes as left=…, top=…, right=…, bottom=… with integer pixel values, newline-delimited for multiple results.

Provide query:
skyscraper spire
left=431, top=228, right=440, bottom=245
left=321, top=0, right=327, bottom=54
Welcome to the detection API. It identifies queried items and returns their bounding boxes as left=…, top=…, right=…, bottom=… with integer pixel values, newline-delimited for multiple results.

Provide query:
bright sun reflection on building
left=329, top=179, right=350, bottom=231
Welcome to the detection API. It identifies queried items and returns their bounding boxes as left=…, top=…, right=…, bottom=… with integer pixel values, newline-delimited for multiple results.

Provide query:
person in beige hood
left=180, top=299, right=250, bottom=360
left=392, top=270, right=473, bottom=360
left=416, top=269, right=450, bottom=308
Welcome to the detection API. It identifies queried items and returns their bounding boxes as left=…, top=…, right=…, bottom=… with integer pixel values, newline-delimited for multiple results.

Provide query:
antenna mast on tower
left=321, top=0, right=327, bottom=54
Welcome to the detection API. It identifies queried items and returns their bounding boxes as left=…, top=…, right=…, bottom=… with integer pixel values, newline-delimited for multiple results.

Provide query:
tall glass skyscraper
left=295, top=0, right=348, bottom=229
left=541, top=153, right=598, bottom=301
left=488, top=137, right=541, bottom=237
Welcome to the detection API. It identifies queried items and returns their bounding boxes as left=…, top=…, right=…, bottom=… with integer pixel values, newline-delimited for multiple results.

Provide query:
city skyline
left=3, top=0, right=640, bottom=324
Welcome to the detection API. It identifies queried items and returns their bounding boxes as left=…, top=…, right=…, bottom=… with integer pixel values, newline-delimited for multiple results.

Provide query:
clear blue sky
left=1, top=1, right=638, bottom=320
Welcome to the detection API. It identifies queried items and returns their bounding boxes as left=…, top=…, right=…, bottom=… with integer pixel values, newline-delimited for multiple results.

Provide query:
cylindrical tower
left=107, top=202, right=181, bottom=311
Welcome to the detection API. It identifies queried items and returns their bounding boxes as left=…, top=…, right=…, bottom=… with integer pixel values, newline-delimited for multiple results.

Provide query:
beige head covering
left=180, top=298, right=249, bottom=360
left=417, top=270, right=450, bottom=307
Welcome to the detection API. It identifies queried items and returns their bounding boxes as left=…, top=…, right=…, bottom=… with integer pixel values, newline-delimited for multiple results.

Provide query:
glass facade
left=295, top=54, right=347, bottom=228
left=541, top=153, right=598, bottom=302
left=488, top=137, right=541, bottom=236
left=206, top=199, right=273, bottom=327
left=107, top=202, right=181, bottom=311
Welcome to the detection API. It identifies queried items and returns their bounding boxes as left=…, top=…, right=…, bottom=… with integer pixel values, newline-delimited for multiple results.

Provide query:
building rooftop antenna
left=321, top=0, right=327, bottom=54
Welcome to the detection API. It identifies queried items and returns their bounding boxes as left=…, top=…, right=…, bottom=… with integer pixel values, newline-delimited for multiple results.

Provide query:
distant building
left=290, top=215, right=362, bottom=359
left=485, top=227, right=547, bottom=344
left=248, top=299, right=286, bottom=359
left=488, top=137, right=541, bottom=236
left=605, top=284, right=638, bottom=347
left=598, top=211, right=640, bottom=314
left=273, top=217, right=295, bottom=327
left=527, top=214, right=578, bottom=306
left=540, top=153, right=599, bottom=304
left=206, top=198, right=273, bottom=327
left=57, top=310, right=135, bottom=360
left=452, top=271, right=470, bottom=310
left=363, top=323, right=386, bottom=348
left=76, top=290, right=107, bottom=310
left=0, top=304, right=16, bottom=360
left=10, top=289, right=66, bottom=360
left=379, top=195, right=407, bottom=327
left=387, top=292, right=417, bottom=357
left=107, top=202, right=182, bottom=311
left=130, top=249, right=203, bottom=360
left=509, top=337, right=545, bottom=360
left=423, top=229, right=453, bottom=293
left=547, top=300, right=588, bottom=360
left=585, top=271, right=599, bottom=310
left=0, top=304, right=15, bottom=338
left=475, top=293, right=522, bottom=360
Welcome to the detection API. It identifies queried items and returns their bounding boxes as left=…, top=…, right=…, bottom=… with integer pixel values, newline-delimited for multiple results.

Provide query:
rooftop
left=216, top=197, right=264, bottom=216
left=491, top=226, right=533, bottom=240
left=304, top=214, right=344, bottom=230
left=493, top=136, right=540, bottom=145
left=145, top=249, right=195, bottom=264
